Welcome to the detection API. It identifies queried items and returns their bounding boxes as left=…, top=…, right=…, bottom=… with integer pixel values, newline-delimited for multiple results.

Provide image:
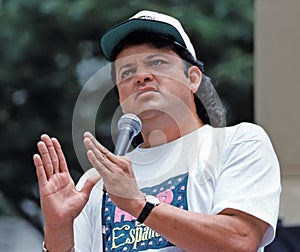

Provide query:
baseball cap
left=100, top=10, right=196, bottom=61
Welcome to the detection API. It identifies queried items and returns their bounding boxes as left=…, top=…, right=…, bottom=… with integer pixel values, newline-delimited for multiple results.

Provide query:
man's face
left=115, top=44, right=197, bottom=120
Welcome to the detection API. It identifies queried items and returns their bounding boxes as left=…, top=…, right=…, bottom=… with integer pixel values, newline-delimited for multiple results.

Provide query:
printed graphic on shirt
left=102, top=173, right=188, bottom=251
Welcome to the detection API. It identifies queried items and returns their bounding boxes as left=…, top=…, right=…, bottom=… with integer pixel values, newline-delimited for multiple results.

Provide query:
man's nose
left=134, top=71, right=154, bottom=85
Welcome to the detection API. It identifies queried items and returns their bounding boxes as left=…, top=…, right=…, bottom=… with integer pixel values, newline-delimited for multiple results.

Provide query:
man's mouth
left=136, top=86, right=158, bottom=97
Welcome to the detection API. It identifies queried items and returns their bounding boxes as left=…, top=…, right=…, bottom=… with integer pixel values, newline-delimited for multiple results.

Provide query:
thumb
left=80, top=169, right=102, bottom=197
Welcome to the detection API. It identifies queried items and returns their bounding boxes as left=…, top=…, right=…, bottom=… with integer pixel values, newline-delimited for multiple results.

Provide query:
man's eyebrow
left=145, top=53, right=170, bottom=60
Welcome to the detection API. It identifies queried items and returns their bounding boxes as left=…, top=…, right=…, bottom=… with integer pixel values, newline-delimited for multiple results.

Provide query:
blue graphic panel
left=102, top=173, right=188, bottom=251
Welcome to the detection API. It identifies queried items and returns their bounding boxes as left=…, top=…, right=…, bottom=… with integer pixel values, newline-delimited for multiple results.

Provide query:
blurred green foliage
left=0, top=0, right=253, bottom=232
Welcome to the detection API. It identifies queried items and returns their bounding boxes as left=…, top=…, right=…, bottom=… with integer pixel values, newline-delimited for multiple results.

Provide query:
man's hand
left=83, top=131, right=145, bottom=217
left=33, top=134, right=100, bottom=251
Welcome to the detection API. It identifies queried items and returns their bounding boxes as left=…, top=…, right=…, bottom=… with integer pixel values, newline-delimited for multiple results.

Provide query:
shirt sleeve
left=212, top=123, right=281, bottom=247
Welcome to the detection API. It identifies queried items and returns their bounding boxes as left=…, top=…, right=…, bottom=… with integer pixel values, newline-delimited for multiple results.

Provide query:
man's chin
left=128, top=109, right=165, bottom=121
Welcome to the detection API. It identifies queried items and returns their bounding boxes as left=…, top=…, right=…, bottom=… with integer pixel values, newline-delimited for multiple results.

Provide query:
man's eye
left=121, top=70, right=134, bottom=79
left=149, top=59, right=165, bottom=66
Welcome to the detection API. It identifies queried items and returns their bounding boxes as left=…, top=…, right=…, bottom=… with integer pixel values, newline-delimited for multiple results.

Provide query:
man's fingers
left=51, top=137, right=68, bottom=173
left=33, top=154, right=48, bottom=186
left=84, top=132, right=132, bottom=176
left=86, top=149, right=105, bottom=171
left=84, top=136, right=117, bottom=173
left=86, top=149, right=110, bottom=176
left=35, top=134, right=69, bottom=181
left=84, top=131, right=119, bottom=164
left=41, top=134, right=59, bottom=173
left=37, top=141, right=53, bottom=179
left=83, top=132, right=105, bottom=152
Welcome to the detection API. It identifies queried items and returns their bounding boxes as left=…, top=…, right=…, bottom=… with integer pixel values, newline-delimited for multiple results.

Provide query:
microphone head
left=117, top=113, right=142, bottom=137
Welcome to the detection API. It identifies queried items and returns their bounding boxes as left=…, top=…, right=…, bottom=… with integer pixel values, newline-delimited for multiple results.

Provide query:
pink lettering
left=113, top=189, right=174, bottom=223
left=114, top=207, right=134, bottom=223
left=156, top=189, right=173, bottom=204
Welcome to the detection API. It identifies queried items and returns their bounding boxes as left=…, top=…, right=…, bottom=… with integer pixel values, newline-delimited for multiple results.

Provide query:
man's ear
left=188, top=66, right=202, bottom=93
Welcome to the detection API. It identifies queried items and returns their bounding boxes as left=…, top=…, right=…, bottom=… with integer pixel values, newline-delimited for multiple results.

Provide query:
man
left=34, top=10, right=281, bottom=252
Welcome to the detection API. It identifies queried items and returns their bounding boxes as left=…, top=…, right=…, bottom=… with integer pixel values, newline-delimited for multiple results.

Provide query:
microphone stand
left=101, top=114, right=142, bottom=251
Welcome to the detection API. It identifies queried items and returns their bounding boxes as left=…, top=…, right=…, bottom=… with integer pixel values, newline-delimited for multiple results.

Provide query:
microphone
left=114, top=113, right=142, bottom=156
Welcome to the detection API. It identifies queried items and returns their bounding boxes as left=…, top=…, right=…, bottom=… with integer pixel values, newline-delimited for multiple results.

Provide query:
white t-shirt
left=74, top=123, right=281, bottom=252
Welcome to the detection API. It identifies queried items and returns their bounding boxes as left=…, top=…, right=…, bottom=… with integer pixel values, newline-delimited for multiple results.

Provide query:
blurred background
left=0, top=0, right=299, bottom=251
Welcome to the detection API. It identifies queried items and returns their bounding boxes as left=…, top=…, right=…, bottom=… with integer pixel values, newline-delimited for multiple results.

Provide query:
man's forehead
left=117, top=43, right=177, bottom=57
left=117, top=52, right=169, bottom=61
